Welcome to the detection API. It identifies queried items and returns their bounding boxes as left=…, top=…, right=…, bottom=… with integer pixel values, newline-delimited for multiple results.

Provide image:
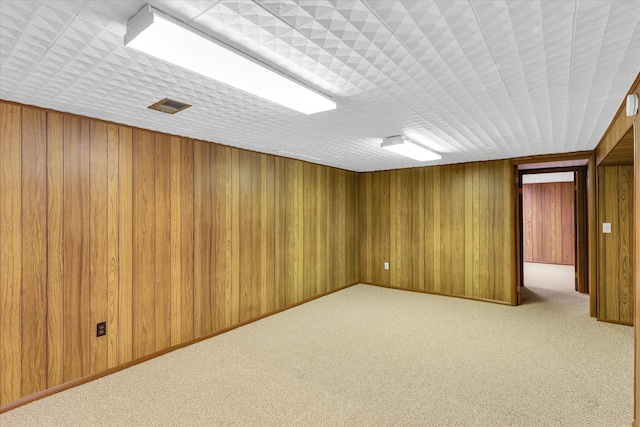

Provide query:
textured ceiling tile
left=1, top=0, right=638, bottom=171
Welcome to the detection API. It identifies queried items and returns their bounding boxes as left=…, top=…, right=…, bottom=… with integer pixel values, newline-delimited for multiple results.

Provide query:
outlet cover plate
left=97, top=321, right=106, bottom=337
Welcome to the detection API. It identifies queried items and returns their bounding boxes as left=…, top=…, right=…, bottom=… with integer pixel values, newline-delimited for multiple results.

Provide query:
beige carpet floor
left=2, top=263, right=633, bottom=426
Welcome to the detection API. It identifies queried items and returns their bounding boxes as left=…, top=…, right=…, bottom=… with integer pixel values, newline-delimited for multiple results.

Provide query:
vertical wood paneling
left=358, top=173, right=370, bottom=282
left=211, top=147, right=225, bottom=330
left=411, top=168, right=425, bottom=291
left=377, top=171, right=390, bottom=286
left=46, top=112, right=64, bottom=387
left=561, top=182, right=574, bottom=265
left=618, top=167, right=633, bottom=323
left=359, top=160, right=514, bottom=304
left=169, top=137, right=182, bottom=345
left=348, top=171, right=360, bottom=288
left=332, top=169, right=347, bottom=289
left=424, top=167, right=435, bottom=292
left=229, top=148, right=241, bottom=325
left=132, top=129, right=155, bottom=358
left=523, top=182, right=575, bottom=265
left=20, top=107, right=47, bottom=396
left=89, top=120, right=108, bottom=375
left=315, top=165, right=327, bottom=295
left=261, top=155, right=275, bottom=313
left=439, top=166, right=452, bottom=294
left=154, top=134, right=172, bottom=350
left=0, top=102, right=22, bottom=404
left=432, top=167, right=443, bottom=293
left=106, top=125, right=119, bottom=368
left=303, top=163, right=317, bottom=299
left=326, top=169, right=335, bottom=291
left=180, top=139, right=194, bottom=341
left=239, top=150, right=260, bottom=322
left=598, top=166, right=634, bottom=324
left=212, top=144, right=228, bottom=331
left=0, top=101, right=360, bottom=406
left=117, top=126, right=133, bottom=365
left=450, top=164, right=466, bottom=296
left=295, top=161, right=305, bottom=302
left=62, top=115, right=90, bottom=382
left=193, top=140, right=213, bottom=336
left=274, top=157, right=287, bottom=310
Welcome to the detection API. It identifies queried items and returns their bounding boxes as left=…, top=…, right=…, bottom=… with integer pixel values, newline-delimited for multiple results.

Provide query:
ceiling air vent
left=148, top=98, right=191, bottom=114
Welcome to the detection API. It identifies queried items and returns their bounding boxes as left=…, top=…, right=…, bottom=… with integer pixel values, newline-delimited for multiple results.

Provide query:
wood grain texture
left=89, top=120, right=108, bottom=375
left=117, top=126, right=133, bottom=365
left=20, top=107, right=48, bottom=396
left=154, top=134, right=172, bottom=350
left=169, top=137, right=182, bottom=345
left=598, top=166, right=634, bottom=324
left=107, top=125, right=119, bottom=368
left=599, top=129, right=634, bottom=166
left=0, top=101, right=359, bottom=406
left=132, top=129, right=156, bottom=358
left=63, top=115, right=91, bottom=382
left=193, top=140, right=212, bottom=337
left=239, top=150, right=258, bottom=322
left=0, top=103, right=22, bottom=404
left=46, top=112, right=64, bottom=388
left=633, top=119, right=639, bottom=427
left=522, top=182, right=575, bottom=265
left=230, top=148, right=240, bottom=325
left=179, top=138, right=194, bottom=342
left=261, top=155, right=275, bottom=314
left=359, top=161, right=514, bottom=304
left=212, top=144, right=227, bottom=331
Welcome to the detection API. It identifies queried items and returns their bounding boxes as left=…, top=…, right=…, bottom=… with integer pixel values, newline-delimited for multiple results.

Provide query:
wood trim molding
left=511, top=151, right=593, bottom=165
left=361, top=282, right=513, bottom=306
left=596, top=318, right=633, bottom=327
left=594, top=72, right=640, bottom=162
left=0, top=282, right=358, bottom=414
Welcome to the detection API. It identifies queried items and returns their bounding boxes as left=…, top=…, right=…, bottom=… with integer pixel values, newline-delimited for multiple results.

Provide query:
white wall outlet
left=384, top=262, right=389, bottom=270
left=602, top=223, right=611, bottom=233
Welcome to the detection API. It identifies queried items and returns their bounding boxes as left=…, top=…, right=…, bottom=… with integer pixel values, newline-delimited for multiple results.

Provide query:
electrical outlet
left=384, top=262, right=389, bottom=270
left=602, top=223, right=611, bottom=234
left=96, top=321, right=106, bottom=337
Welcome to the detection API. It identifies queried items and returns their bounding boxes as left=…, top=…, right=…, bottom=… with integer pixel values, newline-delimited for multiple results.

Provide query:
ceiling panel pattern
left=1, top=0, right=638, bottom=171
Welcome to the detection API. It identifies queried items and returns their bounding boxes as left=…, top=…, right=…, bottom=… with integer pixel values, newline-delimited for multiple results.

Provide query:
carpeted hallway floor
left=1, top=263, right=632, bottom=426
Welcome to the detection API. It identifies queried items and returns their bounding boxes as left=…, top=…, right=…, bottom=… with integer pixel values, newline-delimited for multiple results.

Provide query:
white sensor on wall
left=124, top=5, right=336, bottom=115
left=381, top=136, right=441, bottom=162
left=627, top=94, right=638, bottom=117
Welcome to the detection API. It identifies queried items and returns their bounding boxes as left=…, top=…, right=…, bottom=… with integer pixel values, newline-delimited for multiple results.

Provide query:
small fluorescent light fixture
left=124, top=5, right=336, bottom=115
left=381, top=136, right=441, bottom=162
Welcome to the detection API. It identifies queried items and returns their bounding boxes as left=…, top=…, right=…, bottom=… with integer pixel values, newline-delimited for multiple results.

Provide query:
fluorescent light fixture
left=124, top=5, right=336, bottom=115
left=381, top=136, right=441, bottom=162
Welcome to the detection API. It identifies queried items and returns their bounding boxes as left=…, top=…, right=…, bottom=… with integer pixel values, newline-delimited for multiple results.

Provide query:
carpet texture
left=1, top=263, right=632, bottom=426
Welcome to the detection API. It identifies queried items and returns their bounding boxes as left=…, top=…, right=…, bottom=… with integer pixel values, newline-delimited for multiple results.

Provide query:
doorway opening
left=514, top=160, right=590, bottom=312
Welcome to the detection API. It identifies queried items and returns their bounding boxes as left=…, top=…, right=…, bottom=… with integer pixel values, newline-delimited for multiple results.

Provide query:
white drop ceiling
left=1, top=0, right=639, bottom=172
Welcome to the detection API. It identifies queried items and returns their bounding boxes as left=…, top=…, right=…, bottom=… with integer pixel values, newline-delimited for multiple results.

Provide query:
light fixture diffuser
left=124, top=5, right=336, bottom=115
left=381, top=136, right=441, bottom=162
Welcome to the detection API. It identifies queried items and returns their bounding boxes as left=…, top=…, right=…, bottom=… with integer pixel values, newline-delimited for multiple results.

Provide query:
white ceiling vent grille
left=148, top=98, right=191, bottom=114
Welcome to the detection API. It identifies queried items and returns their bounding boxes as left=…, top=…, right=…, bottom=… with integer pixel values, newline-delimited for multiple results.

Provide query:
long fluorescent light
left=381, top=136, right=441, bottom=162
left=124, top=5, right=336, bottom=115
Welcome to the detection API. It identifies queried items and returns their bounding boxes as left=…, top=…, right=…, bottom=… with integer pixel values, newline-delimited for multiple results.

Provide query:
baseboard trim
left=0, top=282, right=358, bottom=414
left=361, top=282, right=512, bottom=306
left=596, top=317, right=633, bottom=327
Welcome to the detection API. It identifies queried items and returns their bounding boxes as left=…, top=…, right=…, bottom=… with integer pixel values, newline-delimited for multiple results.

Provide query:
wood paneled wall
left=0, top=102, right=358, bottom=405
left=358, top=161, right=515, bottom=304
left=597, top=166, right=634, bottom=325
left=522, top=182, right=575, bottom=265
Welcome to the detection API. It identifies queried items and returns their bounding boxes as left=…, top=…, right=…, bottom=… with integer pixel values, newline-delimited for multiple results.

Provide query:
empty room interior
left=1, top=1, right=639, bottom=426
